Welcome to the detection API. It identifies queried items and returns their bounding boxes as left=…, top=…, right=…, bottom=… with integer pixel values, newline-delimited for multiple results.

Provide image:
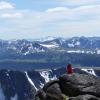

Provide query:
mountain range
left=0, top=36, right=100, bottom=99
left=1, top=36, right=100, bottom=55
left=0, top=67, right=100, bottom=100
left=0, top=36, right=100, bottom=70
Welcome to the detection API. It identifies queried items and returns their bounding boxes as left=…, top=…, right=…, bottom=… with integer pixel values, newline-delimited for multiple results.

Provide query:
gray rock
left=35, top=89, right=46, bottom=100
left=35, top=80, right=64, bottom=100
left=46, top=83, right=63, bottom=100
left=69, top=94, right=100, bottom=100
left=35, top=73, right=100, bottom=100
left=59, top=73, right=100, bottom=97
left=43, top=80, right=59, bottom=92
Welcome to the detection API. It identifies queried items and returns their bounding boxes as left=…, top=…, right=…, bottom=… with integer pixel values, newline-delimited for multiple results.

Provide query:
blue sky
left=0, top=0, right=100, bottom=39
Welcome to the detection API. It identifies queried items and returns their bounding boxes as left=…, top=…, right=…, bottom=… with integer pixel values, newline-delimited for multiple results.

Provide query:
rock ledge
left=35, top=73, right=100, bottom=100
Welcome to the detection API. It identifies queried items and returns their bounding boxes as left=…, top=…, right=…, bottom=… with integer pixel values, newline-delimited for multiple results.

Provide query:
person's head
left=67, top=64, right=72, bottom=68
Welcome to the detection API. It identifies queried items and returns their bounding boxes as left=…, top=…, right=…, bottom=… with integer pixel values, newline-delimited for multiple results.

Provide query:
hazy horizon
left=0, top=36, right=100, bottom=41
left=0, top=0, right=100, bottom=39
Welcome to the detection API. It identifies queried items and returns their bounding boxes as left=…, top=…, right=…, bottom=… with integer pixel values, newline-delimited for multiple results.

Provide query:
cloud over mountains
left=0, top=0, right=100, bottom=39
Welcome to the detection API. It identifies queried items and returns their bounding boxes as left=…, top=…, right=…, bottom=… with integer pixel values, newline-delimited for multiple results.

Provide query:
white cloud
left=0, top=1, right=23, bottom=19
left=46, top=7, right=70, bottom=13
left=0, top=1, right=100, bottom=39
left=59, top=0, right=100, bottom=6
left=1, top=12, right=23, bottom=18
left=0, top=1, right=14, bottom=10
left=46, top=5, right=100, bottom=14
left=54, top=18, right=100, bottom=37
left=44, top=5, right=100, bottom=23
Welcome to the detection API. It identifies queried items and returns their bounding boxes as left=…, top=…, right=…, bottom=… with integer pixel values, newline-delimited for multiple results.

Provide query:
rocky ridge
left=35, top=73, right=100, bottom=100
left=0, top=68, right=100, bottom=100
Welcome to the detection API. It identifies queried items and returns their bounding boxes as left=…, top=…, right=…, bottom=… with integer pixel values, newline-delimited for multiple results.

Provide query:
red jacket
left=66, top=64, right=73, bottom=74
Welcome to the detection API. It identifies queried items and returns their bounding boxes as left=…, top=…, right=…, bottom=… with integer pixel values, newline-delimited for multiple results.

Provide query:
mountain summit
left=0, top=67, right=100, bottom=100
left=35, top=73, right=100, bottom=100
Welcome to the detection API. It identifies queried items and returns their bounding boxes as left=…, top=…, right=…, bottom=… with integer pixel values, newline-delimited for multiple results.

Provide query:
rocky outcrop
left=0, top=68, right=100, bottom=100
left=35, top=73, right=100, bottom=100
left=69, top=94, right=100, bottom=100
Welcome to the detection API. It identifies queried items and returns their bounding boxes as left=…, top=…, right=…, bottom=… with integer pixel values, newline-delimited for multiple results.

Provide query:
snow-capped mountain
left=0, top=67, right=99, bottom=100
left=36, top=36, right=57, bottom=42
left=0, top=37, right=100, bottom=55
left=0, top=37, right=100, bottom=69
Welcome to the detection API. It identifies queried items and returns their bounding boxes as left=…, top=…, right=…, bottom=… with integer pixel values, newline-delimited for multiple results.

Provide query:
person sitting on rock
left=66, top=64, right=73, bottom=74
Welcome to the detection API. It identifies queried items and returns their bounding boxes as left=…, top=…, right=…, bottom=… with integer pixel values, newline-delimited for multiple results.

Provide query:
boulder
left=59, top=73, right=100, bottom=97
left=46, top=83, right=63, bottom=100
left=35, top=73, right=100, bottom=100
left=35, top=80, right=65, bottom=100
left=69, top=94, right=100, bottom=100
left=35, top=89, right=46, bottom=100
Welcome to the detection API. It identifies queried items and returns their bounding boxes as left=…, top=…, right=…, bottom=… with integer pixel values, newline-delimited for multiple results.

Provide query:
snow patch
left=11, top=94, right=18, bottom=100
left=39, top=82, right=44, bottom=88
left=81, top=69, right=97, bottom=76
left=75, top=41, right=80, bottom=46
left=68, top=43, right=74, bottom=47
left=67, top=50, right=84, bottom=53
left=40, top=71, right=50, bottom=83
left=51, top=75, right=57, bottom=80
left=40, top=71, right=57, bottom=83
left=0, top=84, right=5, bottom=100
left=97, top=49, right=100, bottom=54
left=23, top=51, right=30, bottom=55
left=40, top=44, right=58, bottom=48
left=25, top=72, right=38, bottom=91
